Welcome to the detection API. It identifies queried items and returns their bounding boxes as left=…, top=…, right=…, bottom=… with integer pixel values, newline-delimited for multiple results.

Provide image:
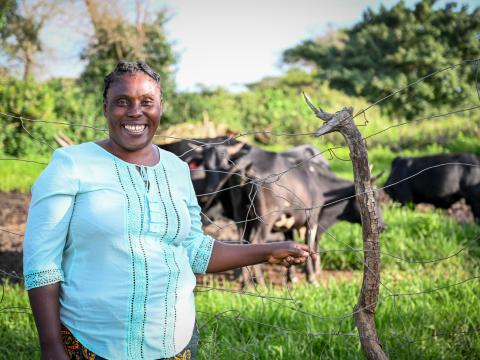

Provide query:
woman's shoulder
left=158, top=146, right=189, bottom=170
left=56, top=141, right=98, bottom=156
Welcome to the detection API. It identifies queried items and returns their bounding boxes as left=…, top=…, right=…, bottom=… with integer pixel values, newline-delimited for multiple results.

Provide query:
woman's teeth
left=123, top=124, right=147, bottom=134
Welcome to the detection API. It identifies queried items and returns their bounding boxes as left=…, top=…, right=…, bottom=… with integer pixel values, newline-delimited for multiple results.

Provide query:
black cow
left=384, top=153, right=480, bottom=221
left=204, top=143, right=384, bottom=283
left=281, top=163, right=385, bottom=281
left=215, top=145, right=326, bottom=284
left=158, top=136, right=239, bottom=219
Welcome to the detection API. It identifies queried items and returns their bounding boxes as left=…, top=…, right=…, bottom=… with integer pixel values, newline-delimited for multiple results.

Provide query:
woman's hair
left=103, top=61, right=162, bottom=102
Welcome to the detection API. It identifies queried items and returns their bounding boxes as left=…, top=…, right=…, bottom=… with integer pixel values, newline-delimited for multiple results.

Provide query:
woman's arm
left=206, top=240, right=315, bottom=273
left=28, top=284, right=69, bottom=360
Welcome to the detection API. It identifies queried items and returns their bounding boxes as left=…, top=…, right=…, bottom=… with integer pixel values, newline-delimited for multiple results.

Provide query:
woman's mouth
left=122, top=124, right=147, bottom=135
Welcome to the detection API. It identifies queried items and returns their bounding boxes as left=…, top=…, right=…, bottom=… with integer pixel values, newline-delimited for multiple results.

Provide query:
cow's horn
left=226, top=142, right=245, bottom=155
left=187, top=143, right=203, bottom=152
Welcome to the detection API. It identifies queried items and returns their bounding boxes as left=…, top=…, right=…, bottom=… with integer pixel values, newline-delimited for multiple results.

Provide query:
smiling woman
left=98, top=61, right=163, bottom=164
left=22, top=61, right=316, bottom=360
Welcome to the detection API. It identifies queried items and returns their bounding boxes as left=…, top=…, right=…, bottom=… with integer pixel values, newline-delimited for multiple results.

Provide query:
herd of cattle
left=159, top=136, right=480, bottom=283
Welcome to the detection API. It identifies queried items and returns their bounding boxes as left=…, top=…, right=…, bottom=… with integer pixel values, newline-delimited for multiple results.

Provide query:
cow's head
left=201, top=142, right=249, bottom=204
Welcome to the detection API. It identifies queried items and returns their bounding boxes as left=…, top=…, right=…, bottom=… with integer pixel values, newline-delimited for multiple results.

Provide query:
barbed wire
left=1, top=58, right=480, bottom=359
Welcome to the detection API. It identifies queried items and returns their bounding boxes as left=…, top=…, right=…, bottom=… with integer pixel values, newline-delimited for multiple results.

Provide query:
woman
left=23, top=61, right=314, bottom=360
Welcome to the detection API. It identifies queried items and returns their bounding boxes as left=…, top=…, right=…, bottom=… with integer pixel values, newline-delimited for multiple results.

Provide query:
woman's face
left=103, top=73, right=162, bottom=152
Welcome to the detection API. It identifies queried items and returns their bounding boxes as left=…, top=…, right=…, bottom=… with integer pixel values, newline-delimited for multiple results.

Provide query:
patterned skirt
left=61, top=324, right=198, bottom=360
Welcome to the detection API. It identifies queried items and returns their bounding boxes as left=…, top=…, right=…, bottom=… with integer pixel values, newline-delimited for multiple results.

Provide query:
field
left=0, top=110, right=479, bottom=359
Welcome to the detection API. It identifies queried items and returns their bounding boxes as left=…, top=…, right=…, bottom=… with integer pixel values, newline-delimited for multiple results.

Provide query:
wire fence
left=0, top=58, right=479, bottom=359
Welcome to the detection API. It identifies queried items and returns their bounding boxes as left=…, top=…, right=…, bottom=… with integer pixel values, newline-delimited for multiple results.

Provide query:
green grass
left=1, top=205, right=479, bottom=359
left=0, top=282, right=40, bottom=359
left=195, top=272, right=480, bottom=360
left=2, top=270, right=479, bottom=360
left=0, top=154, right=48, bottom=193
left=321, top=205, right=480, bottom=271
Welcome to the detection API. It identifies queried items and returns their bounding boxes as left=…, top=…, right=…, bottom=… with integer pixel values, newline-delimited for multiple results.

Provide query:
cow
left=210, top=145, right=326, bottom=284
left=384, top=153, right=480, bottom=221
left=204, top=145, right=385, bottom=282
left=279, top=163, right=385, bottom=281
left=203, top=143, right=385, bottom=284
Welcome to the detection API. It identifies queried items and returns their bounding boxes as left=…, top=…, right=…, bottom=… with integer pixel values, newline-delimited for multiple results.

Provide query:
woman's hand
left=265, top=241, right=317, bottom=267
left=207, top=240, right=317, bottom=273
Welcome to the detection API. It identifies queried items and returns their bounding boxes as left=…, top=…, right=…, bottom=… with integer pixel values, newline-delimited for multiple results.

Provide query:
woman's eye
left=142, top=99, right=153, bottom=106
left=117, top=99, right=128, bottom=106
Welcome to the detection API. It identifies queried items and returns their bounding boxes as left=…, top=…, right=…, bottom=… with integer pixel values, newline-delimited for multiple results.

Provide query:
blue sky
left=40, top=0, right=480, bottom=91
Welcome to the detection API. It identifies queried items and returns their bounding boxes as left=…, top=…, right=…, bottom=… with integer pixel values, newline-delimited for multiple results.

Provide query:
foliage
left=175, top=69, right=386, bottom=145
left=0, top=0, right=61, bottom=80
left=0, top=77, right=104, bottom=157
left=79, top=8, right=177, bottom=122
left=283, top=0, right=480, bottom=120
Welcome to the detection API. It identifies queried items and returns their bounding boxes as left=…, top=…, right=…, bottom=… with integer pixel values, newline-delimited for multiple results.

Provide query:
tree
left=79, top=0, right=176, bottom=116
left=283, top=0, right=480, bottom=119
left=0, top=0, right=62, bottom=80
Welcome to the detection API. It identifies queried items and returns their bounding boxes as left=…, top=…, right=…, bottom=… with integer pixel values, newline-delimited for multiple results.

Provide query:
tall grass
left=1, top=205, right=478, bottom=359
left=2, top=272, right=478, bottom=360
left=196, top=273, right=480, bottom=359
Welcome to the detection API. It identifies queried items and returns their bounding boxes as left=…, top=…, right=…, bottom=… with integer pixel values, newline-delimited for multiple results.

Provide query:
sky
left=40, top=0, right=480, bottom=92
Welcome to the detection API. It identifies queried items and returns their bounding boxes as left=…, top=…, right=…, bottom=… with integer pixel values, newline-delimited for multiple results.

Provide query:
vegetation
left=283, top=0, right=480, bottom=120
left=1, top=204, right=479, bottom=359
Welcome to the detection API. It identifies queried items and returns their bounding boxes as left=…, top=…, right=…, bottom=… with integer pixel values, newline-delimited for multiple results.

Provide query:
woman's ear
left=103, top=100, right=107, bottom=116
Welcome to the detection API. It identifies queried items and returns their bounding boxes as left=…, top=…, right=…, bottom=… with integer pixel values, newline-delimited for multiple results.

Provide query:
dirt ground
left=0, top=191, right=475, bottom=285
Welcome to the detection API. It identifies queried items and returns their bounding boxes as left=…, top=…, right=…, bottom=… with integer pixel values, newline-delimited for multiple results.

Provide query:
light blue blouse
left=23, top=142, right=215, bottom=359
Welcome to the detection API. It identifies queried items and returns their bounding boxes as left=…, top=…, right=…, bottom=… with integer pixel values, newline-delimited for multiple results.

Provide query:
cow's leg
left=249, top=226, right=267, bottom=286
left=285, top=230, right=298, bottom=283
left=313, top=229, right=322, bottom=274
left=238, top=226, right=267, bottom=287
left=465, top=186, right=480, bottom=222
left=305, top=222, right=319, bottom=284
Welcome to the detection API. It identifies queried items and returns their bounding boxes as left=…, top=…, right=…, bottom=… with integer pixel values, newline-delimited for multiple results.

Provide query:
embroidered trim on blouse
left=191, top=235, right=215, bottom=274
left=153, top=169, right=169, bottom=241
left=154, top=166, right=181, bottom=355
left=162, top=165, right=181, bottom=243
left=24, top=268, right=64, bottom=290
left=115, top=161, right=149, bottom=360
left=128, top=166, right=150, bottom=359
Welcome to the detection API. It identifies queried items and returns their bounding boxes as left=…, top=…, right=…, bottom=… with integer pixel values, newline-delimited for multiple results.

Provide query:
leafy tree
left=283, top=0, right=480, bottom=119
left=0, top=0, right=61, bottom=80
left=80, top=0, right=177, bottom=122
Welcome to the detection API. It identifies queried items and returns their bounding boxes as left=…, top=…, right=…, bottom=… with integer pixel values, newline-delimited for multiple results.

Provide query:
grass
left=0, top=154, right=48, bottom=193
left=196, top=272, right=480, bottom=360
left=1, top=205, right=479, bottom=359
left=2, top=270, right=479, bottom=360
left=321, top=205, right=480, bottom=271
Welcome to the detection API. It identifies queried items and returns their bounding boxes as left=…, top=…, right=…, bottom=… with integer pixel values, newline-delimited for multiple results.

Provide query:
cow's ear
left=371, top=170, right=385, bottom=184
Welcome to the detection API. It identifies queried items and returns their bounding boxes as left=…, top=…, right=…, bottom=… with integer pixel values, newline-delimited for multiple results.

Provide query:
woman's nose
left=127, top=103, right=142, bottom=117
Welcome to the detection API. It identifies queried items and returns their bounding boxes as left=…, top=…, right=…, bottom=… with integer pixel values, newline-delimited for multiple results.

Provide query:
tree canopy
left=283, top=0, right=480, bottom=119
left=80, top=1, right=176, bottom=105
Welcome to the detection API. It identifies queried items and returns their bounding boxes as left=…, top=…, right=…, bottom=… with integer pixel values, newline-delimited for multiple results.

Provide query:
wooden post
left=304, top=94, right=388, bottom=360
